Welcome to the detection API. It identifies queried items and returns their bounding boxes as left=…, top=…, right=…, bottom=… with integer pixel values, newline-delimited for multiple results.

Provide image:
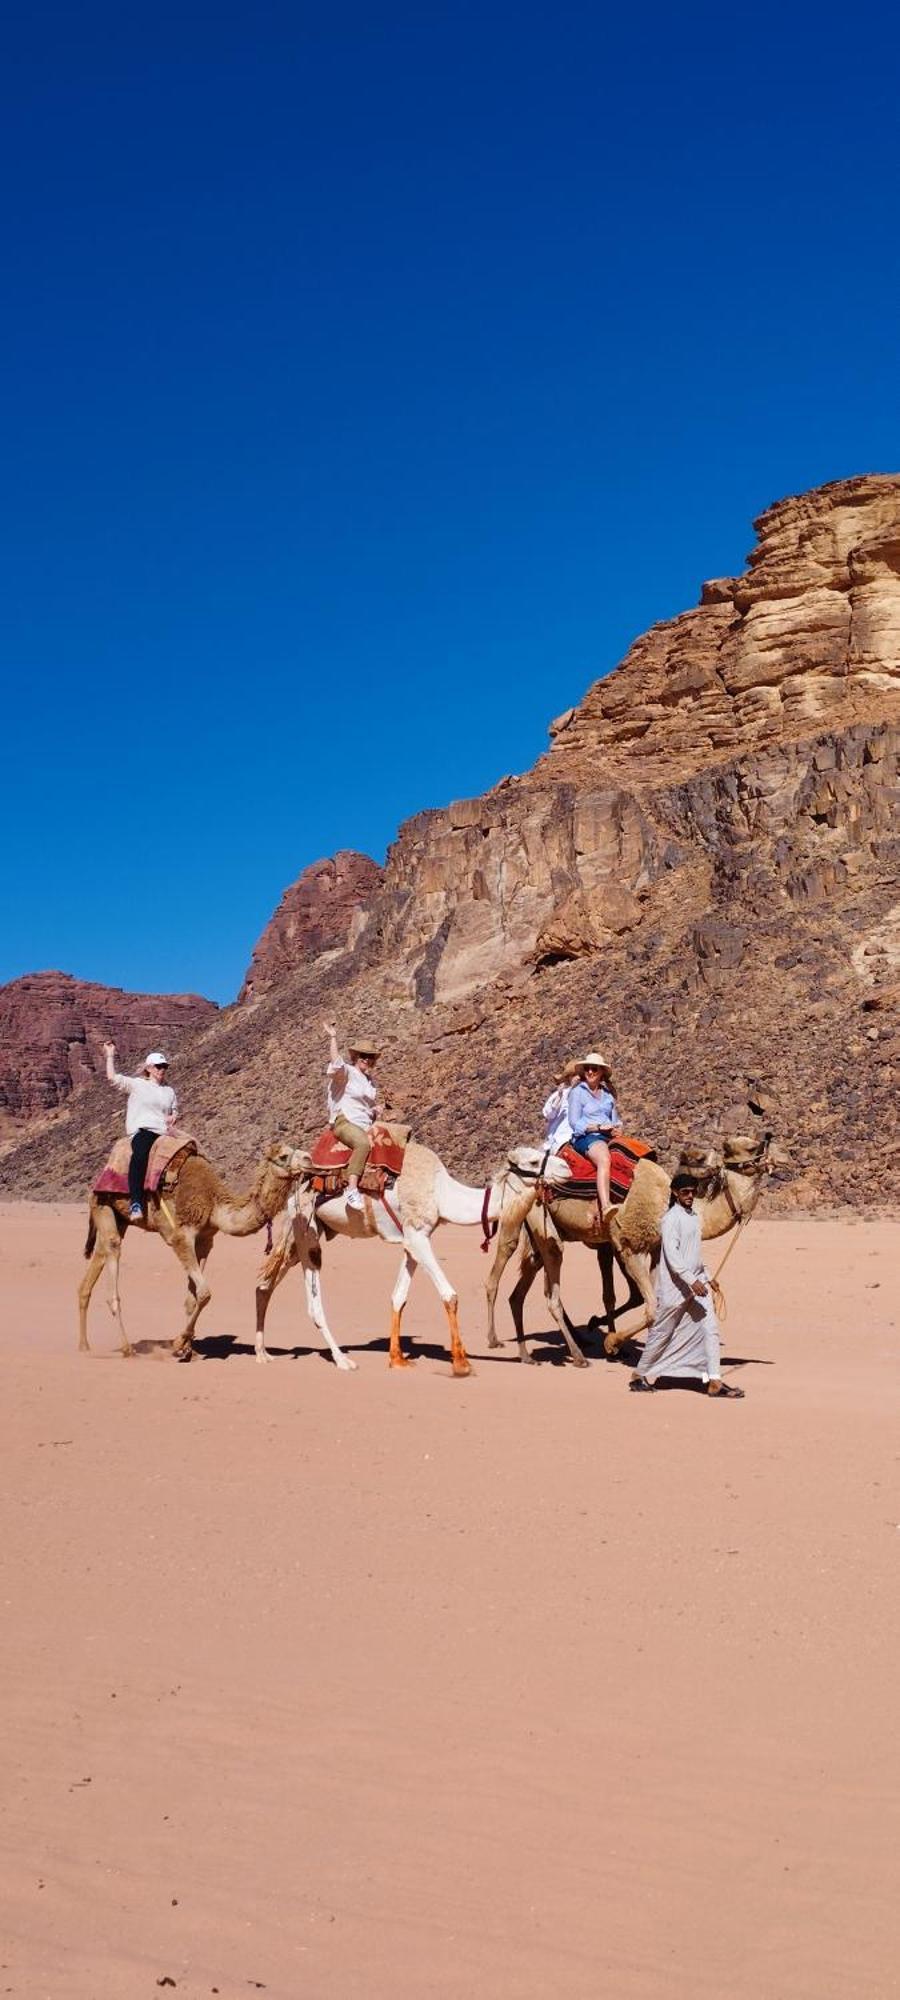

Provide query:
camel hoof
left=603, top=1336, right=623, bottom=1358
left=254, top=1349, right=270, bottom=1366
left=335, top=1354, right=358, bottom=1371
left=389, top=1353, right=415, bottom=1369
left=487, top=1334, right=502, bottom=1350
left=520, top=1351, right=537, bottom=1365
left=452, top=1359, right=473, bottom=1379
left=571, top=1353, right=589, bottom=1369
left=174, top=1343, right=193, bottom=1364
left=121, top=1345, right=135, bottom=1359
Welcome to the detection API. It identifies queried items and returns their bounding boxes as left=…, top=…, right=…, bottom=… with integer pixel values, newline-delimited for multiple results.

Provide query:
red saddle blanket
left=309, top=1127, right=406, bottom=1178
left=93, top=1130, right=198, bottom=1197
left=558, top=1136, right=656, bottom=1201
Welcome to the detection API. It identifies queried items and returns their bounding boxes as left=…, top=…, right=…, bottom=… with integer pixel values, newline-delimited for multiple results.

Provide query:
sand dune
left=1, top=1202, right=898, bottom=1998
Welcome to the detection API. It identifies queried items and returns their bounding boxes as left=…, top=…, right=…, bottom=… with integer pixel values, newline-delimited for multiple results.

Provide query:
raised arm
left=323, top=1020, right=347, bottom=1080
left=103, top=1040, right=132, bottom=1092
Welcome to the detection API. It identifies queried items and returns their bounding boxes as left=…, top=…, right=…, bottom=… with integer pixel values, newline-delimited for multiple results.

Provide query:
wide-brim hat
left=581, top=1051, right=610, bottom=1070
left=349, top=1038, right=381, bottom=1058
left=560, top=1057, right=584, bottom=1079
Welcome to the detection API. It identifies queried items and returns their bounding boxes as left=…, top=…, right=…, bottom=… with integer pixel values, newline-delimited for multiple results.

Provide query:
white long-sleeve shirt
left=109, top=1068, right=178, bottom=1137
left=656, top=1204, right=708, bottom=1312
left=542, top=1085, right=573, bottom=1150
left=327, top=1057, right=377, bottom=1130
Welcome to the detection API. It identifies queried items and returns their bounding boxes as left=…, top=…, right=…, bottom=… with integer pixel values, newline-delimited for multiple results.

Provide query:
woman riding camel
left=324, top=1021, right=382, bottom=1212
left=541, top=1058, right=583, bottom=1152
left=567, top=1052, right=622, bottom=1218
left=103, top=1042, right=179, bottom=1222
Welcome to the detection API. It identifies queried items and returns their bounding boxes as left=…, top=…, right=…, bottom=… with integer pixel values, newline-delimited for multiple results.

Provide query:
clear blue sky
left=2, top=1, right=897, bottom=1003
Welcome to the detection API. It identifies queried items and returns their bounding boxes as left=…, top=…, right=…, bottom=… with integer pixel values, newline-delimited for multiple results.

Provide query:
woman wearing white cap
left=103, top=1042, right=179, bottom=1222
left=567, top=1053, right=621, bottom=1217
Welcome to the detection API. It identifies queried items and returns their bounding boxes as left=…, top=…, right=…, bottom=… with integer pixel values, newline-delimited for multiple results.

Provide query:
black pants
left=129, top=1127, right=157, bottom=1206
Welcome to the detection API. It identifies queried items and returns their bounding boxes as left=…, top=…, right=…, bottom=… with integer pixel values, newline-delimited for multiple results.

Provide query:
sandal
left=707, top=1380, right=745, bottom=1399
left=629, top=1374, right=656, bottom=1393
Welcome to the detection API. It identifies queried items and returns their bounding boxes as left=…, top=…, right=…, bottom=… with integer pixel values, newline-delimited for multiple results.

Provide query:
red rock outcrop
left=0, top=973, right=217, bottom=1125
left=240, top=851, right=382, bottom=1002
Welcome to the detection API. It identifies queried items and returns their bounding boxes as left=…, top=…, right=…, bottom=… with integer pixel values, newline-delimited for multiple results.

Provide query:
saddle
left=93, top=1129, right=199, bottom=1198
left=555, top=1136, right=657, bottom=1203
left=308, top=1123, right=411, bottom=1200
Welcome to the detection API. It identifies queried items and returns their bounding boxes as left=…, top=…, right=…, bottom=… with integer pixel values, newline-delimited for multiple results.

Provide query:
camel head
left=256, top=1142, right=311, bottom=1217
left=721, top=1132, right=770, bottom=1176
left=487, top=1146, right=570, bottom=1214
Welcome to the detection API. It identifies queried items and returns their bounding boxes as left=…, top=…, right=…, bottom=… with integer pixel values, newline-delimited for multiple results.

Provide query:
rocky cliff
left=0, top=974, right=217, bottom=1131
left=240, top=851, right=382, bottom=1002
left=2, top=474, right=897, bottom=1207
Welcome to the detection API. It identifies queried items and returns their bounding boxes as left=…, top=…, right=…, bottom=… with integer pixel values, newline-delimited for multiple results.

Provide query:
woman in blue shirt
left=567, top=1052, right=622, bottom=1216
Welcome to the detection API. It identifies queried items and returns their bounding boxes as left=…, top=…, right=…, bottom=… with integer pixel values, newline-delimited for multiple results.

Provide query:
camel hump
left=93, top=1129, right=199, bottom=1197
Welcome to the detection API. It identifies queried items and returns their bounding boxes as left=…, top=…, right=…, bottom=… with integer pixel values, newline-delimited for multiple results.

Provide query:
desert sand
left=1, top=1201, right=898, bottom=1999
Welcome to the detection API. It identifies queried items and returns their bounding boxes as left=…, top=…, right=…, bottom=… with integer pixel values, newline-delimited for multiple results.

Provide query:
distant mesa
left=0, top=971, right=217, bottom=1126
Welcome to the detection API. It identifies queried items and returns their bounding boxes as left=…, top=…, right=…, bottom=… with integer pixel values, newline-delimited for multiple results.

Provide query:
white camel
left=254, top=1142, right=571, bottom=1376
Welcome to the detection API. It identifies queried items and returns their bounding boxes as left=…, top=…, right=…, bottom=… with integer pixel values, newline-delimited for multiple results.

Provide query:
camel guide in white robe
left=631, top=1175, right=745, bottom=1398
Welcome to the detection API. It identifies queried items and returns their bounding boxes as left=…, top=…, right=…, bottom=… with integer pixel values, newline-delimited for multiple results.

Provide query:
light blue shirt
left=567, top=1080, right=618, bottom=1138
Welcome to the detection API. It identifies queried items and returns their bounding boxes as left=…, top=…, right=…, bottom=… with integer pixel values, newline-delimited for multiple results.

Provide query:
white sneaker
left=345, top=1187, right=364, bottom=1211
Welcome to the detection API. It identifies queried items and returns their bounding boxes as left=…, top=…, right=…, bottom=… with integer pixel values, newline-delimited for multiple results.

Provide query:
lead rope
left=707, top=1177, right=764, bottom=1321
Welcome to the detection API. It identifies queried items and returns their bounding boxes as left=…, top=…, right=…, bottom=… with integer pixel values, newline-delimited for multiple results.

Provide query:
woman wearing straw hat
left=323, top=1021, right=382, bottom=1211
left=541, top=1057, right=583, bottom=1152
left=566, top=1052, right=621, bottom=1217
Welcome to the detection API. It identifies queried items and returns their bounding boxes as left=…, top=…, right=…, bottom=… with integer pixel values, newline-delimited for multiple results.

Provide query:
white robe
left=637, top=1203, right=721, bottom=1383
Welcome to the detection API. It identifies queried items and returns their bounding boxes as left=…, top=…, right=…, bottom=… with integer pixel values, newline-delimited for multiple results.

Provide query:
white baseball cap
left=144, top=1051, right=169, bottom=1068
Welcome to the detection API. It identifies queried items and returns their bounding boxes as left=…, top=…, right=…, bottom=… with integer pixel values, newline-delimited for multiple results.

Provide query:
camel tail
left=84, top=1216, right=97, bottom=1259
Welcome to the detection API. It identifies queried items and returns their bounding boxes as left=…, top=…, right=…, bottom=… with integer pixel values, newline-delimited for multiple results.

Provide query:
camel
left=254, top=1142, right=572, bottom=1376
left=485, top=1135, right=770, bottom=1366
left=78, top=1141, right=308, bottom=1360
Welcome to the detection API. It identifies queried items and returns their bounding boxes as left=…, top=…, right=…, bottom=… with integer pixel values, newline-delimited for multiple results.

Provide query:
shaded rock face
left=1, top=473, right=897, bottom=1209
left=0, top=973, right=217, bottom=1125
left=240, top=851, right=382, bottom=1002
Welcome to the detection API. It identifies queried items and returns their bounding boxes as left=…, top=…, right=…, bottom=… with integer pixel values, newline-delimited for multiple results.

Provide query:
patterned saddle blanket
left=308, top=1123, right=410, bottom=1197
left=93, top=1129, right=199, bottom=1197
left=556, top=1136, right=657, bottom=1201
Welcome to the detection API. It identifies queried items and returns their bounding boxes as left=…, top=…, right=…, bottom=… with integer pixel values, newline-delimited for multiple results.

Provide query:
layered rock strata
left=0, top=973, right=217, bottom=1125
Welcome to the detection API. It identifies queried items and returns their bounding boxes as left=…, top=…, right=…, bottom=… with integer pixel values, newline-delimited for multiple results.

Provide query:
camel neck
left=435, top=1166, right=488, bottom=1228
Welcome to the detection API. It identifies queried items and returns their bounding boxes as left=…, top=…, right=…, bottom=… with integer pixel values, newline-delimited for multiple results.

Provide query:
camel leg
left=508, top=1241, right=542, bottom=1363
left=540, top=1241, right=589, bottom=1367
left=485, top=1213, right=525, bottom=1348
left=78, top=1205, right=131, bottom=1355
left=303, top=1262, right=355, bottom=1370
left=389, top=1252, right=417, bottom=1369
left=167, top=1229, right=211, bottom=1360
left=401, top=1228, right=471, bottom=1377
left=603, top=1238, right=656, bottom=1356
left=593, top=1243, right=619, bottom=1346
left=254, top=1222, right=300, bottom=1362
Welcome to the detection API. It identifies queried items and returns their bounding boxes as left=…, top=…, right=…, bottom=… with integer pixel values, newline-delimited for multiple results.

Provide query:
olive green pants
left=332, top=1113, right=372, bottom=1177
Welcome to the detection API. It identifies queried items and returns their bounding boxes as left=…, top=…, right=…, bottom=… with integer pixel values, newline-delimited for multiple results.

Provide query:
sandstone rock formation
left=240, top=851, right=382, bottom=1002
left=2, top=474, right=897, bottom=1209
left=0, top=973, right=217, bottom=1128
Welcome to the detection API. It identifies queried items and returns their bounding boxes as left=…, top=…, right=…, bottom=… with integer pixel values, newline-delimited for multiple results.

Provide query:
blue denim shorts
left=570, top=1131, right=611, bottom=1159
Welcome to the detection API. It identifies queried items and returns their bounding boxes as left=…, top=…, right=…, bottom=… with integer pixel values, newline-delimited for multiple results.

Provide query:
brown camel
left=78, top=1142, right=307, bottom=1360
left=485, top=1135, right=770, bottom=1365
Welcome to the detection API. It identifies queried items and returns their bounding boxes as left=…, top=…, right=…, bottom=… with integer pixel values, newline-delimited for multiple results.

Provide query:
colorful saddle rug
left=308, top=1123, right=410, bottom=1199
left=556, top=1135, right=657, bottom=1202
left=93, top=1129, right=199, bottom=1197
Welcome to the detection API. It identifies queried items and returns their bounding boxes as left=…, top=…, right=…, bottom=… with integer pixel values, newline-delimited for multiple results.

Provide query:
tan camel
left=78, top=1142, right=308, bottom=1360
left=485, top=1136, right=770, bottom=1365
left=254, top=1143, right=572, bottom=1376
